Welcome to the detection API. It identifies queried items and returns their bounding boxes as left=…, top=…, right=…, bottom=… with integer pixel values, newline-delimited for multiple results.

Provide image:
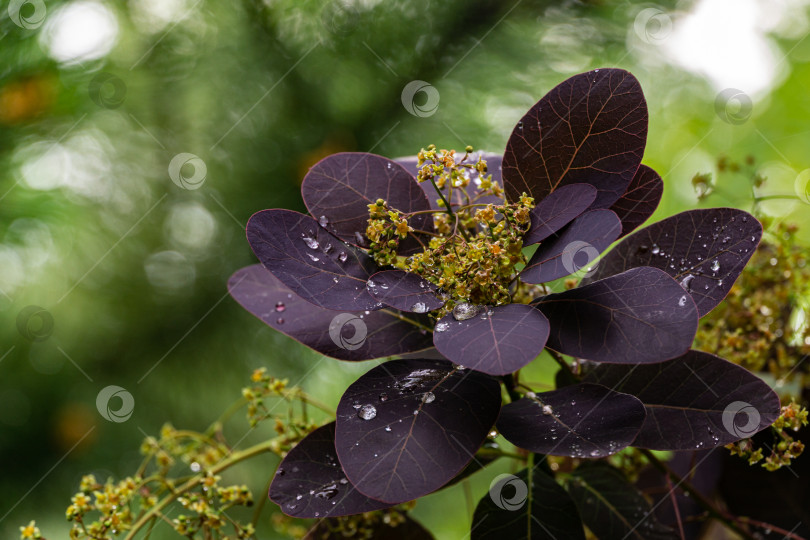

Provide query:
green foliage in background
left=2, top=0, right=810, bottom=538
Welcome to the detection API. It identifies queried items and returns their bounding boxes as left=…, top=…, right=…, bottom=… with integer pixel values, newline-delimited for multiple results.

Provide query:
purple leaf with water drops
left=228, top=265, right=433, bottom=361
left=305, top=513, right=434, bottom=539
left=366, top=270, right=445, bottom=313
left=533, top=267, right=698, bottom=363
left=301, top=152, right=434, bottom=254
left=520, top=209, right=622, bottom=284
left=583, top=350, right=781, bottom=450
left=471, top=467, right=586, bottom=540
left=502, top=69, right=648, bottom=208
left=565, top=463, right=677, bottom=540
left=246, top=209, right=381, bottom=311
left=431, top=303, right=549, bottom=375
left=496, top=383, right=645, bottom=458
left=334, top=359, right=501, bottom=504
left=582, top=208, right=762, bottom=316
left=269, top=422, right=391, bottom=518
left=396, top=152, right=505, bottom=209
left=524, top=183, right=598, bottom=245
left=608, top=164, right=663, bottom=238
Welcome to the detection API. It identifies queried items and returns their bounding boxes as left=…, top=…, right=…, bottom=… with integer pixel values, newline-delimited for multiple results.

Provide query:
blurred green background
left=3, top=0, right=810, bottom=537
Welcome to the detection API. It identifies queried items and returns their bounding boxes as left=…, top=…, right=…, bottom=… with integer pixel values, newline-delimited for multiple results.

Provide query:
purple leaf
left=583, top=350, right=781, bottom=450
left=534, top=267, right=698, bottom=363
left=472, top=467, right=585, bottom=540
left=246, top=209, right=380, bottom=311
left=334, top=359, right=501, bottom=504
left=367, top=270, right=445, bottom=313
left=229, top=265, right=433, bottom=361
left=269, top=422, right=391, bottom=518
left=566, top=463, right=676, bottom=540
left=305, top=513, right=434, bottom=539
left=521, top=209, right=622, bottom=284
left=396, top=152, right=505, bottom=209
left=502, top=68, right=648, bottom=208
left=608, top=164, right=663, bottom=238
left=432, top=304, right=549, bottom=375
left=524, top=183, right=598, bottom=245
left=497, top=383, right=646, bottom=458
left=301, top=152, right=434, bottom=254
left=582, top=208, right=762, bottom=317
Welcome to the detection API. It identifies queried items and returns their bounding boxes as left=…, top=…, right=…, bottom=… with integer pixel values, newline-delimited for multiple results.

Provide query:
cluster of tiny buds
left=367, top=145, right=541, bottom=314
left=22, top=367, right=327, bottom=539
left=726, top=400, right=808, bottom=471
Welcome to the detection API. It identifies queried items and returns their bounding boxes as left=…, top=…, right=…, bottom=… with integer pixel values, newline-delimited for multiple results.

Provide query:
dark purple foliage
left=367, top=270, right=445, bottom=313
left=524, top=183, right=598, bottom=245
left=305, top=513, right=434, bottom=539
left=534, top=267, right=699, bottom=363
left=472, top=467, right=585, bottom=540
left=432, top=304, right=549, bottom=375
left=608, top=164, right=663, bottom=237
left=334, top=359, right=501, bottom=504
left=228, top=68, right=772, bottom=536
left=502, top=69, right=648, bottom=208
left=228, top=265, right=433, bottom=360
left=497, top=383, right=646, bottom=458
left=583, top=350, right=781, bottom=450
left=302, top=152, right=434, bottom=254
left=246, top=209, right=381, bottom=311
left=583, top=207, right=762, bottom=316
left=566, top=463, right=676, bottom=540
left=521, top=209, right=622, bottom=283
left=269, top=422, right=391, bottom=518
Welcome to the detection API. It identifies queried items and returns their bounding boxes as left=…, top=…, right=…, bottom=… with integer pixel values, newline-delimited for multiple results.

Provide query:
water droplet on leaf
left=357, top=404, right=376, bottom=420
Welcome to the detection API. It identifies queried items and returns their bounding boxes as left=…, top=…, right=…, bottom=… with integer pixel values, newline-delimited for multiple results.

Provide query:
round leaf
left=246, top=209, right=380, bottom=311
left=229, top=265, right=433, bottom=361
left=269, top=422, right=391, bottom=518
left=335, top=359, right=501, bottom=504
left=497, top=383, right=646, bottom=458
left=502, top=68, right=648, bottom=208
left=432, top=304, right=550, bottom=375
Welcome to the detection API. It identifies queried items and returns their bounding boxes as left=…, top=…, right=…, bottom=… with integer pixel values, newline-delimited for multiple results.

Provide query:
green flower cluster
left=366, top=146, right=541, bottom=313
